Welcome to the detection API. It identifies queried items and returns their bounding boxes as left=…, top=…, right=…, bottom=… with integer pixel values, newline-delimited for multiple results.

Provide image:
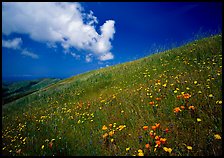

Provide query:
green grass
left=2, top=34, right=222, bottom=156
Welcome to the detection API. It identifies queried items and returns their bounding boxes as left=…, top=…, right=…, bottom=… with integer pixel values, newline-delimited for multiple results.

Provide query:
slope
left=2, top=34, right=222, bottom=156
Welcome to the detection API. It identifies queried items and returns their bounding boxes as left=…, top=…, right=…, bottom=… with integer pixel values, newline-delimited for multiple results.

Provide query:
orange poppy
left=155, top=123, right=160, bottom=128
left=149, top=132, right=154, bottom=138
left=143, top=126, right=148, bottom=130
left=183, top=93, right=191, bottom=99
left=109, top=124, right=113, bottom=128
left=149, top=101, right=155, bottom=105
left=156, top=141, right=161, bottom=147
left=165, top=128, right=169, bottom=133
left=180, top=105, right=185, bottom=110
left=155, top=97, right=161, bottom=101
left=189, top=106, right=195, bottom=110
left=176, top=95, right=182, bottom=99
left=174, top=107, right=181, bottom=113
left=160, top=138, right=167, bottom=144
left=145, top=143, right=150, bottom=149
left=155, top=135, right=160, bottom=140
left=152, top=126, right=157, bottom=130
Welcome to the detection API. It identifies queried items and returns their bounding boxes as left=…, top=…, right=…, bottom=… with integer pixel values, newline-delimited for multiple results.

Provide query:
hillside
left=2, top=34, right=222, bottom=156
left=2, top=78, right=60, bottom=105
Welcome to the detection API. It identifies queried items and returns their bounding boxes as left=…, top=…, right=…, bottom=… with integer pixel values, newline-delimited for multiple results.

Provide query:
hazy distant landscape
left=2, top=2, right=222, bottom=156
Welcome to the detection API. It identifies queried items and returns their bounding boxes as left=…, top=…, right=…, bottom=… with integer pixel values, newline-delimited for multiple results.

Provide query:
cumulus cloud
left=2, top=2, right=115, bottom=61
left=98, top=52, right=114, bottom=61
left=2, top=38, right=22, bottom=49
left=21, top=50, right=39, bottom=59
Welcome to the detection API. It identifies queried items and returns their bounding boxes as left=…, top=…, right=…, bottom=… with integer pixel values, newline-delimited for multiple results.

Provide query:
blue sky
left=2, top=2, right=222, bottom=81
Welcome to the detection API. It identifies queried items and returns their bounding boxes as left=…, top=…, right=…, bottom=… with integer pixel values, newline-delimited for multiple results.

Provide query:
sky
left=2, top=2, right=222, bottom=81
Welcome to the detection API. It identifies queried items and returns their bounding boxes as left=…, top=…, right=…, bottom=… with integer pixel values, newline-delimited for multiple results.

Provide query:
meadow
left=2, top=34, right=222, bottom=156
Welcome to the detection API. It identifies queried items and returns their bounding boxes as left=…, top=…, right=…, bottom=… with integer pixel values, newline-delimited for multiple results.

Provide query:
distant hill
left=2, top=34, right=222, bottom=156
left=2, top=78, right=60, bottom=105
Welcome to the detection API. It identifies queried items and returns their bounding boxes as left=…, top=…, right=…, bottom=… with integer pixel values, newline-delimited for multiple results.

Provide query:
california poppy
left=143, top=126, right=148, bottom=130
left=152, top=126, right=157, bottom=131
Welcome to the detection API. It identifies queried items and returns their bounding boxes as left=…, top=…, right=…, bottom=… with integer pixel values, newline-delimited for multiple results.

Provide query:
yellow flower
left=209, top=94, right=213, bottom=98
left=197, top=118, right=202, bottom=122
left=102, top=125, right=107, bottom=130
left=163, top=147, right=172, bottom=154
left=214, top=134, right=221, bottom=140
left=186, top=87, right=190, bottom=90
left=138, top=152, right=144, bottom=156
left=162, top=83, right=167, bottom=87
left=187, top=146, right=192, bottom=150
left=102, top=133, right=108, bottom=139
left=109, top=131, right=114, bottom=136
left=194, top=81, right=197, bottom=84
left=41, top=145, right=44, bottom=149
left=198, top=91, right=202, bottom=94
left=111, top=138, right=114, bottom=143
left=138, top=149, right=143, bottom=153
left=126, top=147, right=130, bottom=151
left=174, top=90, right=177, bottom=93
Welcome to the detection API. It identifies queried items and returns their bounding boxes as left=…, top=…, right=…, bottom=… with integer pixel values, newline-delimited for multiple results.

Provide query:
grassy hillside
left=2, top=34, right=222, bottom=156
left=2, top=78, right=60, bottom=105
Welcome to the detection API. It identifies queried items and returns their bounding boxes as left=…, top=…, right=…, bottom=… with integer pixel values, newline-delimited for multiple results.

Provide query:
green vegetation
left=2, top=78, right=60, bottom=105
left=2, top=34, right=222, bottom=156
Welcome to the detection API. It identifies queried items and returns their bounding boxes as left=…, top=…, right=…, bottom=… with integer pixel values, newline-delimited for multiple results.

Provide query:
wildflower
left=41, top=145, right=44, bottom=149
left=138, top=152, right=144, bottom=156
left=194, top=81, right=197, bottom=84
left=152, top=126, right=157, bottom=131
left=188, top=106, right=195, bottom=110
left=155, top=135, right=160, bottom=140
left=149, top=101, right=154, bottom=105
left=180, top=105, right=185, bottom=110
left=109, top=131, right=114, bottom=136
left=160, top=138, right=167, bottom=144
left=163, top=84, right=167, bottom=87
left=165, top=128, right=169, bottom=133
left=209, top=94, right=213, bottom=98
left=186, top=146, right=192, bottom=150
left=174, top=107, right=181, bottom=113
left=143, top=126, right=148, bottom=130
left=138, top=149, right=144, bottom=156
left=109, top=124, right=113, bottom=128
left=216, top=100, right=222, bottom=104
left=156, top=141, right=161, bottom=147
left=163, top=147, right=172, bottom=154
left=111, top=138, right=114, bottom=143
left=102, top=125, right=107, bottom=130
left=214, top=134, right=221, bottom=140
left=197, top=118, right=202, bottom=122
left=145, top=143, right=150, bottom=149
left=149, top=131, right=154, bottom=138
left=176, top=95, right=182, bottom=99
left=186, top=87, right=190, bottom=90
left=183, top=93, right=191, bottom=99
left=198, top=91, right=202, bottom=94
left=126, top=147, right=130, bottom=151
left=174, top=90, right=177, bottom=93
left=156, top=97, right=161, bottom=101
left=102, top=133, right=108, bottom=139
left=49, top=141, right=53, bottom=149
left=155, top=123, right=160, bottom=128
left=16, top=149, right=21, bottom=154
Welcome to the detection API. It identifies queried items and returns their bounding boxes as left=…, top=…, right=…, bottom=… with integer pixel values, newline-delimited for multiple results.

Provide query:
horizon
left=2, top=2, right=222, bottom=82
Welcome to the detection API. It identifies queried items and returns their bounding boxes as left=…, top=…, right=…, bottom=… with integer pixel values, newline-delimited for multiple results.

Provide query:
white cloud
left=21, top=50, right=39, bottom=59
left=2, top=38, right=22, bottom=49
left=98, top=52, right=114, bottom=61
left=85, top=54, right=93, bottom=63
left=71, top=52, right=80, bottom=59
left=2, top=2, right=115, bottom=61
